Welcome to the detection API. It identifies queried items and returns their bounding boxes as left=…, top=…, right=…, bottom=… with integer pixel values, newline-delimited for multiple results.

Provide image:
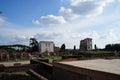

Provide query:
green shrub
left=30, top=59, right=40, bottom=64
left=62, top=54, right=82, bottom=59
left=83, top=51, right=115, bottom=58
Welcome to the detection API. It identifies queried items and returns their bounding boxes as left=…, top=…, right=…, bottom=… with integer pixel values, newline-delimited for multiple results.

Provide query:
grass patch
left=30, top=56, right=62, bottom=64
left=13, top=71, right=29, bottom=76
left=43, top=56, right=62, bottom=61
left=62, top=54, right=82, bottom=59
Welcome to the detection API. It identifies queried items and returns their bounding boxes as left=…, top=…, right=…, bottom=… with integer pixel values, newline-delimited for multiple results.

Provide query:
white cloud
left=70, top=30, right=99, bottom=40
left=70, top=0, right=114, bottom=6
left=0, top=0, right=119, bottom=49
left=60, top=0, right=114, bottom=19
left=59, top=7, right=80, bottom=19
left=12, top=36, right=29, bottom=43
left=100, top=29, right=118, bottom=41
left=0, top=17, right=5, bottom=24
left=69, top=29, right=119, bottom=48
left=34, top=32, right=62, bottom=40
left=93, top=29, right=120, bottom=48
left=0, top=35, right=29, bottom=45
left=33, top=15, right=66, bottom=25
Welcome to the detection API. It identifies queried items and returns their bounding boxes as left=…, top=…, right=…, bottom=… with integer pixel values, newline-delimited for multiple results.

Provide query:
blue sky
left=0, top=0, right=120, bottom=49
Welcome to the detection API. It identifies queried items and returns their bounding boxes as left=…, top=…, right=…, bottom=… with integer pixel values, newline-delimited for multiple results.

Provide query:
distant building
left=54, top=46, right=60, bottom=55
left=38, top=41, right=54, bottom=53
left=80, top=38, right=92, bottom=51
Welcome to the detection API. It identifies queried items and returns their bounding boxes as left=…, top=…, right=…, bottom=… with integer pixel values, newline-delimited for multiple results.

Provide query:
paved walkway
left=60, top=59, right=120, bottom=75
left=0, top=60, right=30, bottom=66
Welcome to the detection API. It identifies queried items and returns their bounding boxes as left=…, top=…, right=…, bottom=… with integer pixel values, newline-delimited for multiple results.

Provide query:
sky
left=0, top=0, right=120, bottom=49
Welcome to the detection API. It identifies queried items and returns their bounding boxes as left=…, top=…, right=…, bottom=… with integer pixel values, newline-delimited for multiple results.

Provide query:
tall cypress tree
left=60, top=44, right=66, bottom=52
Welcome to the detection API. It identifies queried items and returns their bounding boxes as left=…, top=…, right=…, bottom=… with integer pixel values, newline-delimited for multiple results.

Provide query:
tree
left=105, top=44, right=112, bottom=51
left=29, top=38, right=39, bottom=52
left=105, top=44, right=120, bottom=51
left=73, top=45, right=76, bottom=54
left=112, top=44, right=120, bottom=51
left=60, top=44, right=66, bottom=52
left=74, top=45, right=76, bottom=51
left=0, top=44, right=29, bottom=53
left=94, top=44, right=98, bottom=50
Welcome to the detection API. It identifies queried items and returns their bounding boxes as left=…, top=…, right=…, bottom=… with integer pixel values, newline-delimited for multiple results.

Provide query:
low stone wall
left=0, top=64, right=38, bottom=73
left=4, top=64, right=38, bottom=73
left=0, top=73, right=38, bottom=80
left=0, top=64, right=39, bottom=80
left=0, top=64, right=4, bottom=72
left=53, top=63, right=120, bottom=80
left=2, top=61, right=120, bottom=80
left=28, top=69, right=48, bottom=80
left=32, top=62, right=53, bottom=80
